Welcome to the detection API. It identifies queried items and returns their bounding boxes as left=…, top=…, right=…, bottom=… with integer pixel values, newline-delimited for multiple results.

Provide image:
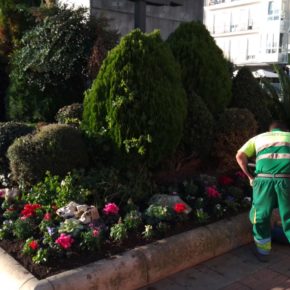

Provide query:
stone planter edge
left=0, top=212, right=253, bottom=290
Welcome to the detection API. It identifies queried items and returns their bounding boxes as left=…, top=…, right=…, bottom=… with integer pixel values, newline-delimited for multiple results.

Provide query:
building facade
left=204, top=0, right=290, bottom=66
left=59, top=0, right=203, bottom=39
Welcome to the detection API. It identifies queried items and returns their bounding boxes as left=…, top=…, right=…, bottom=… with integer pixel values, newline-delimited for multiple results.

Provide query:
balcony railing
left=210, top=22, right=258, bottom=34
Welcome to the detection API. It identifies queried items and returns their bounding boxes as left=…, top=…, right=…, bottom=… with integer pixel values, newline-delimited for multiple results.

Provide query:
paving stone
left=220, top=282, right=251, bottom=290
left=238, top=268, right=289, bottom=290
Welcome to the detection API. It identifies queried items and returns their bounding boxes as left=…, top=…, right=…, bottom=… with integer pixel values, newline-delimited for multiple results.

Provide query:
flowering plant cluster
left=0, top=170, right=251, bottom=266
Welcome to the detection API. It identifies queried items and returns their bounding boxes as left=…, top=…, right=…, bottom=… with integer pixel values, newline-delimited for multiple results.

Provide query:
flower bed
left=0, top=170, right=252, bottom=279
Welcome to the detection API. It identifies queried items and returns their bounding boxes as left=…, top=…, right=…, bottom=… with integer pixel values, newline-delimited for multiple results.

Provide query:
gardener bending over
left=236, top=120, right=290, bottom=262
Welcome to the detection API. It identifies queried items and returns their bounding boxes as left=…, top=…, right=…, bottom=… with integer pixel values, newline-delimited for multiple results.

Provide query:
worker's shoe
left=252, top=247, right=270, bottom=263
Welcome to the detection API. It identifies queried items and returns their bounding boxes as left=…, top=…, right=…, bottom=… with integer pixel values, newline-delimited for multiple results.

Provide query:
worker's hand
left=249, top=177, right=254, bottom=187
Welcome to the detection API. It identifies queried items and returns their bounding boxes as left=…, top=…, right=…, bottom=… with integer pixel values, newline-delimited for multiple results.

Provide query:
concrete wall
left=90, top=0, right=204, bottom=39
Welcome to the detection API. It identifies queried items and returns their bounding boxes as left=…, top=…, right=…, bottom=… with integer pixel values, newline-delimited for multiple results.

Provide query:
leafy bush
left=179, top=92, right=214, bottom=157
left=7, top=7, right=91, bottom=122
left=231, top=67, right=272, bottom=131
left=55, top=103, right=83, bottom=127
left=82, top=29, right=187, bottom=167
left=0, top=121, right=34, bottom=174
left=213, top=108, right=258, bottom=172
left=7, top=124, right=89, bottom=185
left=167, top=21, right=232, bottom=115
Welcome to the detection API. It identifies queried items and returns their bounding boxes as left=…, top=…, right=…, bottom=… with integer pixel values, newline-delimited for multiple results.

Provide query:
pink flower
left=55, top=233, right=74, bottom=249
left=29, top=240, right=39, bottom=250
left=103, top=203, right=119, bottom=215
left=173, top=203, right=187, bottom=213
left=218, top=176, right=234, bottom=186
left=206, top=186, right=221, bottom=198
left=92, top=229, right=99, bottom=237
left=43, top=213, right=51, bottom=221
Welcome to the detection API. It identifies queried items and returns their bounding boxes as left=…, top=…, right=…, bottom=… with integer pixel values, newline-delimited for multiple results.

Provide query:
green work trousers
left=250, top=177, right=290, bottom=254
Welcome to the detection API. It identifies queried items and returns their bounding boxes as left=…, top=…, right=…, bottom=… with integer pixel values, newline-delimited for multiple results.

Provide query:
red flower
left=206, top=186, right=221, bottom=198
left=174, top=203, right=187, bottom=213
left=218, top=176, right=234, bottom=186
left=21, top=204, right=42, bottom=218
left=29, top=240, right=38, bottom=250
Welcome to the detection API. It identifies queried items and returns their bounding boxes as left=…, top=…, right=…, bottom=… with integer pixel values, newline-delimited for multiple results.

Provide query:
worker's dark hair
left=269, top=120, right=289, bottom=131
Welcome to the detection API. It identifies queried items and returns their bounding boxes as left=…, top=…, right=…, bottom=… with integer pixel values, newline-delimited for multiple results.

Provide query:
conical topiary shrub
left=231, top=67, right=272, bottom=132
left=167, top=21, right=232, bottom=115
left=82, top=29, right=187, bottom=167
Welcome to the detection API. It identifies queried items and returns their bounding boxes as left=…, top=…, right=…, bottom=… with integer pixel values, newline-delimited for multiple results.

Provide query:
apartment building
left=59, top=0, right=203, bottom=39
left=204, top=0, right=290, bottom=66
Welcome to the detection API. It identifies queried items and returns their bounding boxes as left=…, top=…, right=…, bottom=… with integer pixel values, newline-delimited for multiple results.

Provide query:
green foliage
left=167, top=21, right=232, bottom=115
left=271, top=64, right=290, bottom=123
left=109, top=222, right=128, bottom=242
left=82, top=29, right=187, bottom=167
left=213, top=108, right=258, bottom=172
left=231, top=67, right=272, bottom=131
left=142, top=224, right=154, bottom=239
left=123, top=210, right=143, bottom=231
left=7, top=124, right=89, bottom=185
left=55, top=103, right=83, bottom=126
left=58, top=220, right=84, bottom=237
left=32, top=248, right=48, bottom=264
left=260, top=76, right=287, bottom=122
left=145, top=204, right=174, bottom=224
left=179, top=92, right=214, bottom=157
left=87, top=17, right=119, bottom=81
left=0, top=0, right=37, bottom=56
left=7, top=7, right=91, bottom=121
left=13, top=218, right=34, bottom=239
left=0, top=121, right=34, bottom=174
left=80, top=228, right=102, bottom=252
left=23, top=171, right=89, bottom=207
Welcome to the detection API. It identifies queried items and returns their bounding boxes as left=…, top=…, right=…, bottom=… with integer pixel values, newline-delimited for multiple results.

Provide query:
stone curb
left=0, top=212, right=253, bottom=290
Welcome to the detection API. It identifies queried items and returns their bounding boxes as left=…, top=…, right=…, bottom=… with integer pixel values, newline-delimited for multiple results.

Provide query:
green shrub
left=231, top=67, right=272, bottom=131
left=7, top=124, right=89, bottom=185
left=82, top=29, right=187, bottom=167
left=55, top=103, right=83, bottom=127
left=167, top=21, right=232, bottom=115
left=6, top=7, right=91, bottom=122
left=213, top=108, right=258, bottom=172
left=179, top=92, right=214, bottom=157
left=0, top=121, right=34, bottom=174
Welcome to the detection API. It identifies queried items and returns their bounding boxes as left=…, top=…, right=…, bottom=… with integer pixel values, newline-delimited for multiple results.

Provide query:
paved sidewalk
left=139, top=243, right=290, bottom=290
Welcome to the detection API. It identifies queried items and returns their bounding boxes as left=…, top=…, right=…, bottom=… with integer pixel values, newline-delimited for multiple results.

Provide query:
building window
left=267, top=0, right=280, bottom=20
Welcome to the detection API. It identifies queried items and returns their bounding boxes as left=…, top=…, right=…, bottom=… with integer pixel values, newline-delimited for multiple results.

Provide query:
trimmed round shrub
left=0, top=121, right=34, bottom=174
left=213, top=108, right=258, bottom=172
left=55, top=103, right=83, bottom=126
left=231, top=67, right=272, bottom=132
left=7, top=124, right=89, bottom=185
left=167, top=21, right=232, bottom=115
left=179, top=92, right=214, bottom=157
left=82, top=29, right=187, bottom=167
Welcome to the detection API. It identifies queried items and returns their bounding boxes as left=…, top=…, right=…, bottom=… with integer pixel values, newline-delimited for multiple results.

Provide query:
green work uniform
left=238, top=129, right=290, bottom=254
